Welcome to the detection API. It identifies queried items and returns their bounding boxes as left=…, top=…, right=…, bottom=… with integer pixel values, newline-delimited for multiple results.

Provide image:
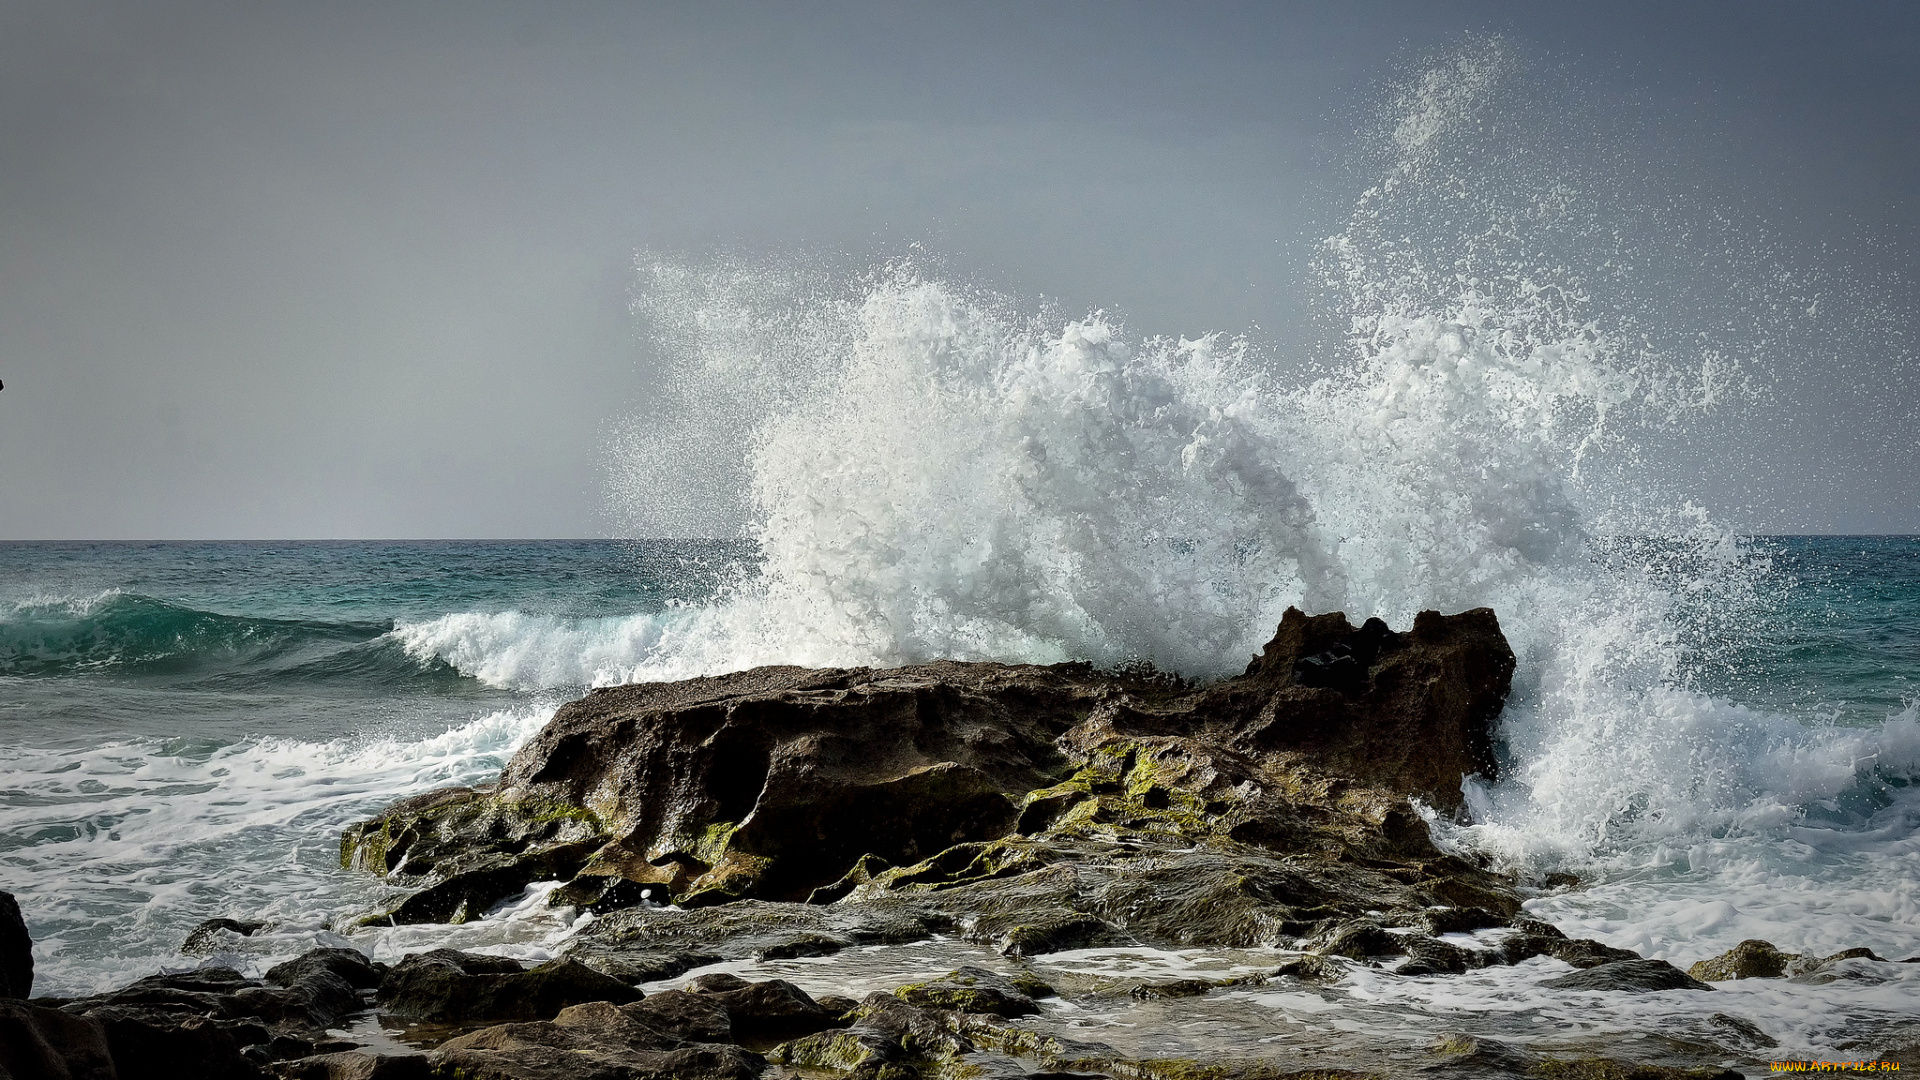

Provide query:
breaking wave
left=369, top=41, right=1920, bottom=879
left=0, top=592, right=411, bottom=679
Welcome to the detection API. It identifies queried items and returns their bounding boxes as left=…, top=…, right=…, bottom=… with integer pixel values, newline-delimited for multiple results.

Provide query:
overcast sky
left=2, top=0, right=1915, bottom=539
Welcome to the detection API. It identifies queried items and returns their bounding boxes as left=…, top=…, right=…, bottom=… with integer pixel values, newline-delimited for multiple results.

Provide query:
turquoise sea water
left=1726, top=536, right=1919, bottom=727
left=0, top=536, right=1914, bottom=1004
left=0, top=540, right=752, bottom=745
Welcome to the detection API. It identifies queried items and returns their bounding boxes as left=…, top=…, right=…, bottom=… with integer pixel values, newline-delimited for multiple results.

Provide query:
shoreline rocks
left=30, top=608, right=1906, bottom=1077
left=342, top=607, right=1519, bottom=934
left=12, top=904, right=1914, bottom=1078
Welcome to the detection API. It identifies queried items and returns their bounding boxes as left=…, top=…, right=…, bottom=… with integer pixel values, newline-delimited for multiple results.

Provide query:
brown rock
left=430, top=999, right=763, bottom=1080
left=1689, top=939, right=1796, bottom=981
left=344, top=607, right=1519, bottom=934
left=893, top=966, right=1039, bottom=1017
left=1212, top=607, right=1513, bottom=799
left=83, top=1006, right=266, bottom=1080
left=497, top=662, right=1096, bottom=905
left=620, top=989, right=732, bottom=1043
left=683, top=976, right=841, bottom=1041
left=376, top=951, right=639, bottom=1022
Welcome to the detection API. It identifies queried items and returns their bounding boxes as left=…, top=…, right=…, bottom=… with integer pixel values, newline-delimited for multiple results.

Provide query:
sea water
left=3, top=537, right=1914, bottom=1057
left=5, top=39, right=1919, bottom=1066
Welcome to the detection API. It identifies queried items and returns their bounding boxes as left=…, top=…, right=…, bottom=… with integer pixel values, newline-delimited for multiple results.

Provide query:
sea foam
left=2, top=706, right=557, bottom=995
left=390, top=41, right=1920, bottom=968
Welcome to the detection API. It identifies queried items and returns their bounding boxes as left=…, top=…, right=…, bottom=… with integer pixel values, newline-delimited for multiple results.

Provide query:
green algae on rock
left=340, top=608, right=1523, bottom=950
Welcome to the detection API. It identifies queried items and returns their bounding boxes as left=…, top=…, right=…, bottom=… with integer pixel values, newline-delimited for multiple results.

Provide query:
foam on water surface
left=1, top=706, right=557, bottom=995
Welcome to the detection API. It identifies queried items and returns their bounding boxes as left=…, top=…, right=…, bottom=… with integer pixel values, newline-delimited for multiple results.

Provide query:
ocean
left=2, top=534, right=1915, bottom=1059
left=6, top=42, right=1918, bottom=1065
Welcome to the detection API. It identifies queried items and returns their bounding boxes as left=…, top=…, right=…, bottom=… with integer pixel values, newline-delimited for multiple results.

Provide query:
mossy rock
left=1688, top=939, right=1796, bottom=981
left=893, top=966, right=1039, bottom=1017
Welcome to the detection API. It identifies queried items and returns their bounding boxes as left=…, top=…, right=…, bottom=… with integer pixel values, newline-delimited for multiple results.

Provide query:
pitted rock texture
left=342, top=607, right=1517, bottom=927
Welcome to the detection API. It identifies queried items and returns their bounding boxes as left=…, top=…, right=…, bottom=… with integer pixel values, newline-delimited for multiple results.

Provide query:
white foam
left=389, top=610, right=681, bottom=689
left=1, top=706, right=555, bottom=995
left=369, top=43, right=1915, bottom=1048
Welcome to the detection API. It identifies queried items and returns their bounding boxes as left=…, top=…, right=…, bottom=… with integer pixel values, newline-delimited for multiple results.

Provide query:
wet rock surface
left=181, top=918, right=271, bottom=957
left=892, top=966, right=1041, bottom=1018
left=18, top=952, right=390, bottom=1078
left=31, top=608, right=1900, bottom=1077
left=376, top=951, right=639, bottom=1022
left=0, top=998, right=116, bottom=1080
left=429, top=998, right=766, bottom=1080
left=1540, top=958, right=1715, bottom=994
left=1685, top=938, right=1895, bottom=985
left=342, top=607, right=1517, bottom=924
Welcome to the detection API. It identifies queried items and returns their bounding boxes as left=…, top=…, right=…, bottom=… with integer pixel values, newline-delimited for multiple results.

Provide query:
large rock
left=429, top=998, right=764, bottom=1080
left=343, top=608, right=1519, bottom=932
left=682, top=973, right=842, bottom=1041
left=0, top=890, right=31, bottom=999
left=45, top=953, right=388, bottom=1078
left=1542, top=959, right=1715, bottom=993
left=80, top=1004, right=266, bottom=1080
left=490, top=662, right=1099, bottom=907
left=266, top=947, right=385, bottom=993
left=893, top=966, right=1040, bottom=1018
left=1210, top=607, right=1513, bottom=798
left=0, top=999, right=116, bottom=1080
left=61, top=953, right=376, bottom=1040
left=1689, top=939, right=1795, bottom=981
left=375, top=950, right=639, bottom=1022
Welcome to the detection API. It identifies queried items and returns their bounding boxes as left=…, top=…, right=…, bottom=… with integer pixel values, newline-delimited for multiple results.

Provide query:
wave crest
left=0, top=592, right=391, bottom=678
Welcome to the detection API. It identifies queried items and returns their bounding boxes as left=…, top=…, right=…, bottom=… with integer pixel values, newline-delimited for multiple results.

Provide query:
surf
left=0, top=590, right=468, bottom=689
left=576, top=38, right=1920, bottom=898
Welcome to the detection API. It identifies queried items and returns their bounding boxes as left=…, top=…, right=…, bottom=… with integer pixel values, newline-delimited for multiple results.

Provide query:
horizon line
left=3, top=533, right=1918, bottom=544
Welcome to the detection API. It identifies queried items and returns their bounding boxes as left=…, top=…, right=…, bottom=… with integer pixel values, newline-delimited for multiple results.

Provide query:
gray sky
left=2, top=0, right=1915, bottom=539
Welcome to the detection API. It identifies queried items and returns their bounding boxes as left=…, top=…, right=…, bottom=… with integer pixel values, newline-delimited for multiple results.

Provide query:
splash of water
left=539, top=41, right=1920, bottom=878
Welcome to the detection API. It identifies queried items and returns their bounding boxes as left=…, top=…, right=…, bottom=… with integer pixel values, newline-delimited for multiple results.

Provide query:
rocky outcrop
left=1202, top=606, right=1512, bottom=800
left=417, top=977, right=849, bottom=1080
left=892, top=966, right=1041, bottom=1018
left=1, top=942, right=380, bottom=1078
left=1541, top=958, right=1715, bottom=993
left=1689, top=938, right=1796, bottom=981
left=429, top=998, right=766, bottom=1080
left=0, top=999, right=116, bottom=1080
left=680, top=972, right=843, bottom=1042
left=341, top=607, right=1517, bottom=930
